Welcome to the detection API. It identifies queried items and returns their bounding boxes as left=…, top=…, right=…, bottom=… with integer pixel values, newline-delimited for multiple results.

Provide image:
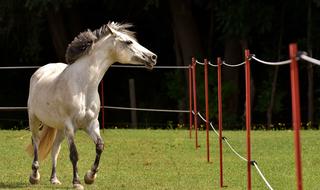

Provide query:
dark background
left=1, top=0, right=320, bottom=129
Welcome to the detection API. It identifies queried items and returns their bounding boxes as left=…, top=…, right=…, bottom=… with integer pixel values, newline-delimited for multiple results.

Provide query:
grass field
left=0, top=129, right=319, bottom=190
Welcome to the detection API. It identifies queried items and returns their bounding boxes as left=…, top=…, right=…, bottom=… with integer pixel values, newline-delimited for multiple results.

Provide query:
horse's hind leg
left=50, top=129, right=65, bottom=185
left=29, top=114, right=41, bottom=184
left=84, top=120, right=104, bottom=185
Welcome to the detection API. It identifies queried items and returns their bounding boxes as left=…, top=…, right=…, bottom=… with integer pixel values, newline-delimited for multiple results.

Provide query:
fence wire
left=194, top=111, right=274, bottom=190
left=223, top=137, right=248, bottom=162
left=195, top=60, right=205, bottom=65
left=195, top=60, right=218, bottom=67
left=253, top=161, right=274, bottom=190
left=209, top=122, right=219, bottom=136
left=300, top=53, right=320, bottom=66
left=103, top=106, right=189, bottom=113
left=0, top=107, right=28, bottom=110
left=222, top=61, right=246, bottom=67
left=251, top=55, right=291, bottom=66
left=111, top=64, right=190, bottom=69
left=208, top=62, right=218, bottom=67
left=0, top=66, right=40, bottom=69
left=0, top=65, right=190, bottom=70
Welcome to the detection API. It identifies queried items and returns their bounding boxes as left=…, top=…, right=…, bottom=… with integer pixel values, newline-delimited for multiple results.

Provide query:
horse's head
left=66, top=22, right=157, bottom=69
left=106, top=23, right=157, bottom=70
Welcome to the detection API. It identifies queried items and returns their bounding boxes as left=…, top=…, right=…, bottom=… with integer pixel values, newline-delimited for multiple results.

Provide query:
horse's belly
left=35, top=110, right=65, bottom=129
left=30, top=90, right=67, bottom=129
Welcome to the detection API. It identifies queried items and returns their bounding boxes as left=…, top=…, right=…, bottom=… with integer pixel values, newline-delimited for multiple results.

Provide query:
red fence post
left=192, top=58, right=199, bottom=149
left=217, top=57, right=224, bottom=187
left=189, top=65, right=193, bottom=139
left=245, top=49, right=252, bottom=190
left=204, top=59, right=210, bottom=162
left=289, top=43, right=303, bottom=190
left=100, top=79, right=105, bottom=130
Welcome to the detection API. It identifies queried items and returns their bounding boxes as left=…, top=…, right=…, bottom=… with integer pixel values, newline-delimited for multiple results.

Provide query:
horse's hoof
left=84, top=170, right=96, bottom=184
left=73, top=183, right=84, bottom=190
left=29, top=172, right=40, bottom=184
left=50, top=177, right=62, bottom=185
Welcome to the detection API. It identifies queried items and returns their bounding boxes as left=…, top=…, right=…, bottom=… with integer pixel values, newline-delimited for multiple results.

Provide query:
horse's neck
left=64, top=53, right=113, bottom=92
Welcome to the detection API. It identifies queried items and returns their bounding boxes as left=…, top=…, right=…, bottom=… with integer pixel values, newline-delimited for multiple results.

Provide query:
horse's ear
left=106, top=24, right=114, bottom=35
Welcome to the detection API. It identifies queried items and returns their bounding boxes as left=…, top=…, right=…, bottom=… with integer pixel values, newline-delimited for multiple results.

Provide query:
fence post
left=289, top=43, right=303, bottom=190
left=245, top=49, right=252, bottom=190
left=192, top=58, right=199, bottom=149
left=189, top=65, right=193, bottom=139
left=217, top=57, right=224, bottom=187
left=100, top=79, right=105, bottom=131
left=204, top=59, right=210, bottom=162
left=129, top=79, right=138, bottom=128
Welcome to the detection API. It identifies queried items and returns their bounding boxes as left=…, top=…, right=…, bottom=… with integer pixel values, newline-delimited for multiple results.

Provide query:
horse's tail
left=26, top=125, right=57, bottom=161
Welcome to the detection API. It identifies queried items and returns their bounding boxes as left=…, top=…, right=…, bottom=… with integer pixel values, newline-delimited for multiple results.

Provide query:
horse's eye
left=125, top=40, right=133, bottom=45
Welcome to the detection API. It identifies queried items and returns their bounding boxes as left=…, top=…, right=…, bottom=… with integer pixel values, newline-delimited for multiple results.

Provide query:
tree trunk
left=267, top=66, right=279, bottom=129
left=169, top=0, right=203, bottom=122
left=47, top=8, right=68, bottom=62
left=238, top=40, right=255, bottom=125
left=207, top=1, right=215, bottom=55
left=169, top=0, right=203, bottom=66
left=266, top=4, right=285, bottom=129
left=223, top=38, right=243, bottom=122
left=129, top=79, right=138, bottom=128
left=307, top=0, right=314, bottom=127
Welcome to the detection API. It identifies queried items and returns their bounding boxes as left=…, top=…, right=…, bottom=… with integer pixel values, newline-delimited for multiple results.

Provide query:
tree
left=25, top=0, right=84, bottom=61
left=306, top=0, right=314, bottom=126
left=168, top=0, right=203, bottom=122
left=266, top=2, right=286, bottom=129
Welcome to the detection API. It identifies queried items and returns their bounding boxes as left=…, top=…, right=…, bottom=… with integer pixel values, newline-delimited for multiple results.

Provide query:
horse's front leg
left=84, top=120, right=104, bottom=184
left=65, top=123, right=83, bottom=190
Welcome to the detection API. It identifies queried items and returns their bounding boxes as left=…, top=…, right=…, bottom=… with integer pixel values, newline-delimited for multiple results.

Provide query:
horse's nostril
left=151, top=55, right=157, bottom=61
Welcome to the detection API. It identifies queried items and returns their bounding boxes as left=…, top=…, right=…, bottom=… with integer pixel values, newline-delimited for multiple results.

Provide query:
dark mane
left=65, top=22, right=135, bottom=64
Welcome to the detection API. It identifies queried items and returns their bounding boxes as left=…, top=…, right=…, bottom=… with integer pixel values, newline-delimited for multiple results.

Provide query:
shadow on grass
left=0, top=182, right=70, bottom=189
left=0, top=182, right=29, bottom=189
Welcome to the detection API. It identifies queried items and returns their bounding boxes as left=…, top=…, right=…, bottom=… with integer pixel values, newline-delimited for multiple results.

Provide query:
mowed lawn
left=0, top=129, right=319, bottom=190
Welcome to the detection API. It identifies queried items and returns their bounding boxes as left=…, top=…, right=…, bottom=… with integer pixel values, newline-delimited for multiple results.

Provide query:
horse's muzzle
left=145, top=54, right=157, bottom=70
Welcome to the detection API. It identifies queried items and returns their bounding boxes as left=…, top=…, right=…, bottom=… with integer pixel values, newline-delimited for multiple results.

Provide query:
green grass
left=0, top=129, right=319, bottom=189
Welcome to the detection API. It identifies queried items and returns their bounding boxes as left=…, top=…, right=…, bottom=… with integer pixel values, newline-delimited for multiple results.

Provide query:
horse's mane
left=65, top=22, right=135, bottom=64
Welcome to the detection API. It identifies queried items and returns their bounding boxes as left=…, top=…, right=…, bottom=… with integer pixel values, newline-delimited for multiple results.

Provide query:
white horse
left=26, top=22, right=157, bottom=190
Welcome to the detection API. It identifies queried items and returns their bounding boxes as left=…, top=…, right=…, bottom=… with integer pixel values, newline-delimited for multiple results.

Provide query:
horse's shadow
left=0, top=182, right=28, bottom=189
left=0, top=181, right=70, bottom=189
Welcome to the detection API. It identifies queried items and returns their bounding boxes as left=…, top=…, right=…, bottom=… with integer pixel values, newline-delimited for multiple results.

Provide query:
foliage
left=0, top=0, right=320, bottom=129
left=254, top=77, right=286, bottom=114
left=215, top=0, right=274, bottom=39
left=25, top=0, right=79, bottom=12
left=0, top=0, right=44, bottom=65
left=165, top=70, right=186, bottom=101
left=314, top=0, right=320, bottom=6
left=144, top=0, right=160, bottom=10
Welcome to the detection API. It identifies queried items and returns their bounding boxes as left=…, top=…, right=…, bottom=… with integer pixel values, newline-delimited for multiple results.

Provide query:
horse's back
left=29, top=63, right=68, bottom=101
left=30, top=63, right=68, bottom=86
